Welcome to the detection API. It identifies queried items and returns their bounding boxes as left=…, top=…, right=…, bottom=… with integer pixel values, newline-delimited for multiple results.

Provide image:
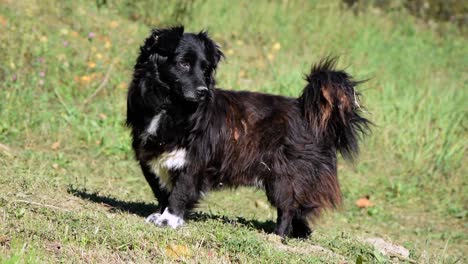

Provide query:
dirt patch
left=264, top=234, right=347, bottom=262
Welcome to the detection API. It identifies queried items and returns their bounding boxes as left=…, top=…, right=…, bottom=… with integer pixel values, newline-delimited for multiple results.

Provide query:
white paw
left=147, top=208, right=184, bottom=228
left=145, top=212, right=161, bottom=224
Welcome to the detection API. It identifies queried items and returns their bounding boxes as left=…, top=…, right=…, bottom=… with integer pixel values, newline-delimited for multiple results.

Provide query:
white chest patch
left=147, top=148, right=187, bottom=191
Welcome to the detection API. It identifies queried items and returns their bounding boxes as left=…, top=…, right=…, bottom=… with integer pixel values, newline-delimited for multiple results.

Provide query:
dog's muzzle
left=196, top=86, right=209, bottom=100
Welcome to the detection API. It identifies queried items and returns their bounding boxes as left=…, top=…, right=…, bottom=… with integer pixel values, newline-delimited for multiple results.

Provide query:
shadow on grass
left=187, top=212, right=276, bottom=233
left=68, top=186, right=155, bottom=217
left=68, top=186, right=276, bottom=233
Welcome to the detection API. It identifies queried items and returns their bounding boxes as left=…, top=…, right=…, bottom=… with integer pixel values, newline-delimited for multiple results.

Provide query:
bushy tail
left=299, top=57, right=371, bottom=160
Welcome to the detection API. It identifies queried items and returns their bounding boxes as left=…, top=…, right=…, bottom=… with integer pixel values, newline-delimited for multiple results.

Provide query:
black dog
left=126, top=26, right=370, bottom=238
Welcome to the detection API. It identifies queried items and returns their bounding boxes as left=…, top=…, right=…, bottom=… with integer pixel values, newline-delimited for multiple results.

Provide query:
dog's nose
left=196, top=86, right=209, bottom=98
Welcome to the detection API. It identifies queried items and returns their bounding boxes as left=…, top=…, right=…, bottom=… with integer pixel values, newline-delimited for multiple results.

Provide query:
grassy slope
left=0, top=0, right=466, bottom=262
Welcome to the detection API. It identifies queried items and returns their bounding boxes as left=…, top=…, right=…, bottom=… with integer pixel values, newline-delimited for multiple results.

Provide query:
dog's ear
left=144, top=26, right=184, bottom=56
left=198, top=31, right=224, bottom=69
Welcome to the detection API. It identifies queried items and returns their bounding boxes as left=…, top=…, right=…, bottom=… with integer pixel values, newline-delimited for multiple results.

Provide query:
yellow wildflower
left=60, top=28, right=69, bottom=36
left=272, top=42, right=281, bottom=51
left=118, top=82, right=127, bottom=89
left=110, top=21, right=119, bottom=28
left=57, top=54, right=66, bottom=61
left=104, top=40, right=112, bottom=49
left=266, top=53, right=275, bottom=61
left=80, top=76, right=91, bottom=83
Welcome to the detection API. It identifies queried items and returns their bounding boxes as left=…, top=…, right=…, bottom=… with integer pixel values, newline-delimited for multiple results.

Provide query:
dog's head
left=141, top=26, right=224, bottom=102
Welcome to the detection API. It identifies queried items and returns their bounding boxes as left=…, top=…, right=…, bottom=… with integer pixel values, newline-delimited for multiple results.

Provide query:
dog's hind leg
left=291, top=211, right=312, bottom=238
left=274, top=207, right=295, bottom=237
left=265, top=179, right=297, bottom=237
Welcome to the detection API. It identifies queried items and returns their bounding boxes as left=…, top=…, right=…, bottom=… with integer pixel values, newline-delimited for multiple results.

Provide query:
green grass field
left=0, top=0, right=466, bottom=263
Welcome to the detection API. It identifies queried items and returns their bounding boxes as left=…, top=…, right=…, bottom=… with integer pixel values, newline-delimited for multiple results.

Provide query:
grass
left=0, top=0, right=467, bottom=262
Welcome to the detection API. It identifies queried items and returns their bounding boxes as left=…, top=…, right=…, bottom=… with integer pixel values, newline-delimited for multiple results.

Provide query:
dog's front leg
left=152, top=171, right=200, bottom=229
left=140, top=162, right=170, bottom=225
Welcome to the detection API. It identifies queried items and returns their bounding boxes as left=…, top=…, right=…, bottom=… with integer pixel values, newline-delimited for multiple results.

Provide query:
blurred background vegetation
left=345, top=0, right=467, bottom=28
left=0, top=0, right=466, bottom=263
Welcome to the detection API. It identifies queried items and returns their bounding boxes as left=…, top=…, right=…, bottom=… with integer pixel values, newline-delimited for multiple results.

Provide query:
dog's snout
left=196, top=86, right=209, bottom=98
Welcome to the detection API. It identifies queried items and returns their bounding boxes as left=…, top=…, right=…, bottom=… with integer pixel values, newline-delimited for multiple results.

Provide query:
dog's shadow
left=68, top=187, right=275, bottom=233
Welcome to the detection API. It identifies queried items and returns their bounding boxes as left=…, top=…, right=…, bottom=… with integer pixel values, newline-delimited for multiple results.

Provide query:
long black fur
left=126, top=26, right=370, bottom=238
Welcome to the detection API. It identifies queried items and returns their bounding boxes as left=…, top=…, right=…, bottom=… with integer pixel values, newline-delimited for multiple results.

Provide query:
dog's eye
left=179, top=61, right=190, bottom=70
